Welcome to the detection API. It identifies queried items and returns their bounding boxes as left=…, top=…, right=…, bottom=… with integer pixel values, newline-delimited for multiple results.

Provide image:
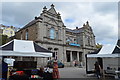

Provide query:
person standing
left=74, top=60, right=78, bottom=67
left=38, top=67, right=44, bottom=78
left=2, top=60, right=8, bottom=80
left=52, top=60, right=60, bottom=80
left=94, top=61, right=101, bottom=79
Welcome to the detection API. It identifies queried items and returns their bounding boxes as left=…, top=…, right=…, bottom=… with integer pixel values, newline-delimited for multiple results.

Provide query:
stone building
left=15, top=4, right=96, bottom=67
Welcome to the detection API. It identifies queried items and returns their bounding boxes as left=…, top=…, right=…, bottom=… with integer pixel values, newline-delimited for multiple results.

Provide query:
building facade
left=15, top=4, right=96, bottom=67
left=0, top=24, right=20, bottom=37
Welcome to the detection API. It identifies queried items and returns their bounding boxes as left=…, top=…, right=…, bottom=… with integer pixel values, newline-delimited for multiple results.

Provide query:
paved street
left=58, top=67, right=115, bottom=80
left=59, top=67, right=87, bottom=78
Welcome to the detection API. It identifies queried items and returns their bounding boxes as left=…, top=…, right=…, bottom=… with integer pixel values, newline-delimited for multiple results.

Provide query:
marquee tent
left=0, top=39, right=53, bottom=57
left=86, top=39, right=120, bottom=74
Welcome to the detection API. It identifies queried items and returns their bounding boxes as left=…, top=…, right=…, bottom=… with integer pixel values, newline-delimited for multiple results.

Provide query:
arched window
left=66, top=39, right=70, bottom=42
left=48, top=47, right=52, bottom=60
left=50, top=27, right=55, bottom=39
left=66, top=37, right=71, bottom=43
left=25, top=30, right=28, bottom=40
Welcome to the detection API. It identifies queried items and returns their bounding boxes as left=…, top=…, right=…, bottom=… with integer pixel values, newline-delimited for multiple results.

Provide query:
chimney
left=83, top=23, right=85, bottom=27
left=51, top=4, right=55, bottom=8
left=35, top=16, right=38, bottom=20
left=86, top=21, right=89, bottom=26
left=42, top=6, right=47, bottom=13
left=76, top=27, right=78, bottom=29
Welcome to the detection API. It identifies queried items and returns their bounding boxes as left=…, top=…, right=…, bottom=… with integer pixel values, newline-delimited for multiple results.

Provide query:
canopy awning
left=87, top=54, right=120, bottom=58
left=87, top=39, right=120, bottom=58
left=0, top=39, right=53, bottom=57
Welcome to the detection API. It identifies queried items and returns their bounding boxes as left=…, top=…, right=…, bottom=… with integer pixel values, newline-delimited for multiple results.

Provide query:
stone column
left=82, top=49, right=86, bottom=67
left=64, top=50, right=67, bottom=63
left=70, top=51, right=73, bottom=62
left=0, top=57, right=2, bottom=78
left=77, top=52, right=79, bottom=61
left=70, top=51, right=73, bottom=66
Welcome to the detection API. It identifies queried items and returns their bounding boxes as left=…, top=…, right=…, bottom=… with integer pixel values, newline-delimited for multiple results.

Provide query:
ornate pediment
left=47, top=4, right=58, bottom=15
left=47, top=18, right=58, bottom=26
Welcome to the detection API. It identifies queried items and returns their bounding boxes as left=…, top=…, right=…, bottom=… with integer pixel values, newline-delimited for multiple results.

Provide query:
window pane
left=26, top=30, right=28, bottom=40
left=56, top=32, right=58, bottom=39
left=50, top=28, right=55, bottom=39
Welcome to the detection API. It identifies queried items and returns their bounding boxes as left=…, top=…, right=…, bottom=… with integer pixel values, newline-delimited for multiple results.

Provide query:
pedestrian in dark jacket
left=94, top=61, right=101, bottom=79
left=2, top=60, right=8, bottom=80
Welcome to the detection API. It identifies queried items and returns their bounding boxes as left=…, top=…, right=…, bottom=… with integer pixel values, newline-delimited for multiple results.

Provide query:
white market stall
left=0, top=39, right=53, bottom=68
left=86, top=39, right=120, bottom=77
left=0, top=39, right=53, bottom=57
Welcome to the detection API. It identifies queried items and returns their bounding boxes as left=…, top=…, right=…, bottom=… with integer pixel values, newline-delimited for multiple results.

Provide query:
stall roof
left=87, top=39, right=120, bottom=58
left=97, top=44, right=116, bottom=54
left=112, top=40, right=120, bottom=54
left=0, top=39, right=53, bottom=57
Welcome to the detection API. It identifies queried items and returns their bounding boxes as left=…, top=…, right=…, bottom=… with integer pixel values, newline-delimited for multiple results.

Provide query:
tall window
left=50, top=28, right=55, bottom=39
left=25, top=30, right=28, bottom=40
left=54, top=48, right=58, bottom=60
left=56, top=32, right=58, bottom=39
left=21, top=32, right=22, bottom=40
left=48, top=47, right=52, bottom=60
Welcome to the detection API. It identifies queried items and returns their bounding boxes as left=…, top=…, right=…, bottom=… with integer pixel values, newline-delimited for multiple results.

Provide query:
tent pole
left=43, top=57, right=44, bottom=67
left=102, top=58, right=105, bottom=79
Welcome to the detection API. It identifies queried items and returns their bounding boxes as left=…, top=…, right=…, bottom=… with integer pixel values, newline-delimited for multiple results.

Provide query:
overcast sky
left=1, top=2, right=119, bottom=49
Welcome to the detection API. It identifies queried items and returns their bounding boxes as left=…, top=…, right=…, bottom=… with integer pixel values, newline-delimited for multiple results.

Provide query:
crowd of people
left=2, top=59, right=60, bottom=80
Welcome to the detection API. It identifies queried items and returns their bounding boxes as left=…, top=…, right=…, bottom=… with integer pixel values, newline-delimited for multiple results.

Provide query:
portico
left=66, top=50, right=83, bottom=66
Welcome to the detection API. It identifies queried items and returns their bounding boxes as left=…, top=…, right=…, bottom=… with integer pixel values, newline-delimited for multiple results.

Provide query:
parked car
left=47, top=60, right=64, bottom=68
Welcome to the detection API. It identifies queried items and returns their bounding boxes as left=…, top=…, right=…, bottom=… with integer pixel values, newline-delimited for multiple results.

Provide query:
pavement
left=58, top=67, right=116, bottom=80
left=59, top=67, right=87, bottom=78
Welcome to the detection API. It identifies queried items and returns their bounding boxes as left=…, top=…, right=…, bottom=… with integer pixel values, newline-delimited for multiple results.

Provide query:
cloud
left=1, top=2, right=118, bottom=45
left=65, top=18, right=75, bottom=23
left=92, top=2, right=118, bottom=15
left=57, top=2, right=118, bottom=44
left=2, top=2, right=45, bottom=27
left=91, top=13, right=118, bottom=43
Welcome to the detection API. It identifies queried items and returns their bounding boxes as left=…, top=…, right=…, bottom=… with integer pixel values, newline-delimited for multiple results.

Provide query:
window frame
left=50, top=27, right=55, bottom=39
left=25, top=29, right=29, bottom=40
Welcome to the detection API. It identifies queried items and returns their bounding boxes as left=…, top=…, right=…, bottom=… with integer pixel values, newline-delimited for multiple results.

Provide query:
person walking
left=94, top=61, right=101, bottom=79
left=52, top=60, right=60, bottom=80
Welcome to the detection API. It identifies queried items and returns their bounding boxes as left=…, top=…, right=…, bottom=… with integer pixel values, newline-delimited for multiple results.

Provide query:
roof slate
left=66, top=28, right=83, bottom=33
